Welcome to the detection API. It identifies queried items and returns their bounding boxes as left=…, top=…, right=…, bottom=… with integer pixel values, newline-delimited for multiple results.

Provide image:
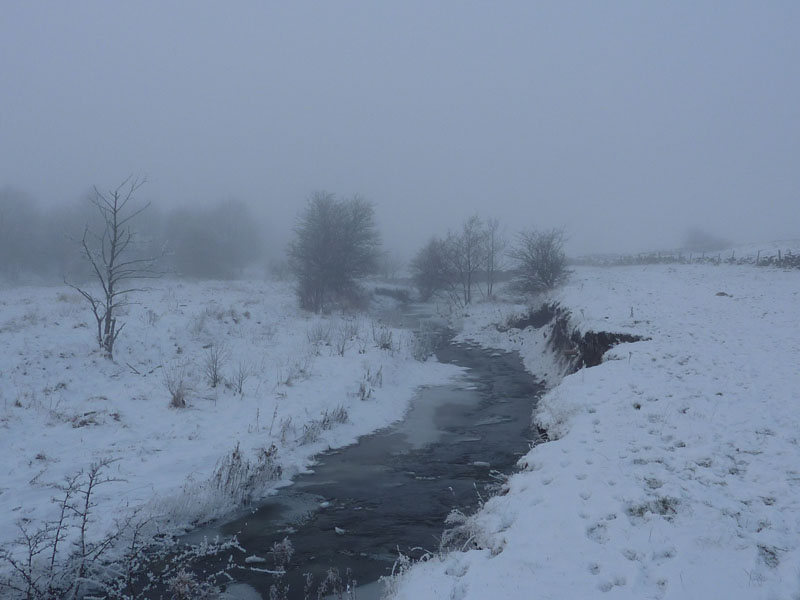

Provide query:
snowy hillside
left=0, top=280, right=458, bottom=588
left=390, top=264, right=800, bottom=599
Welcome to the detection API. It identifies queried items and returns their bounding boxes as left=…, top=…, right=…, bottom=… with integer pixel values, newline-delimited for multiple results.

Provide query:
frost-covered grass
left=390, top=264, right=800, bottom=599
left=0, top=279, right=457, bottom=588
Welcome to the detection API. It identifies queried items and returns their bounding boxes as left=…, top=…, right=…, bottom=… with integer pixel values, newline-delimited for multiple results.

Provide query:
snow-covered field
left=0, top=279, right=458, bottom=583
left=391, top=264, right=800, bottom=599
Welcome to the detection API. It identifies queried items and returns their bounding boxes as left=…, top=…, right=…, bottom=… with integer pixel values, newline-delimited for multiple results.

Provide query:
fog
left=1, top=1, right=798, bottom=267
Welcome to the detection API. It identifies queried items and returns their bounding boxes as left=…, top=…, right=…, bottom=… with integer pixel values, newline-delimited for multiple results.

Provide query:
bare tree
left=287, top=191, right=381, bottom=313
left=446, top=214, right=487, bottom=306
left=410, top=237, right=453, bottom=301
left=411, top=216, right=496, bottom=306
left=484, top=217, right=506, bottom=299
left=67, top=177, right=160, bottom=358
left=510, top=228, right=568, bottom=293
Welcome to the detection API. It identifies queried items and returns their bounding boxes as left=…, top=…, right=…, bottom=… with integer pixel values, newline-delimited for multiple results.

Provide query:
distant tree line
left=2, top=182, right=571, bottom=329
left=0, top=186, right=265, bottom=282
left=284, top=196, right=569, bottom=313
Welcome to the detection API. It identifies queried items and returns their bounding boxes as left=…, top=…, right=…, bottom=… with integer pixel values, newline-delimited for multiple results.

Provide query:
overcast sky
left=2, top=1, right=798, bottom=256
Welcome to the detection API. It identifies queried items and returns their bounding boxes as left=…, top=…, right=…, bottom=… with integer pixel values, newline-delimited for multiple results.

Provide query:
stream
left=187, top=309, right=544, bottom=599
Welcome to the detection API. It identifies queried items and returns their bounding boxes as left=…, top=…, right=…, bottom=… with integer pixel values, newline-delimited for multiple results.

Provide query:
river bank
left=0, top=280, right=458, bottom=597
left=391, top=264, right=800, bottom=599
left=189, top=337, right=544, bottom=599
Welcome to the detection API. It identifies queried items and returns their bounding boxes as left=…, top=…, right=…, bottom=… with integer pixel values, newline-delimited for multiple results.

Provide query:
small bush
left=439, top=509, right=486, bottom=553
left=164, top=363, right=190, bottom=408
left=357, top=366, right=383, bottom=400
left=410, top=326, right=442, bottom=361
left=229, top=361, right=252, bottom=395
left=298, top=406, right=349, bottom=445
left=334, top=319, right=361, bottom=356
left=168, top=570, right=219, bottom=600
left=306, top=321, right=332, bottom=347
left=211, top=443, right=282, bottom=504
left=276, top=354, right=314, bottom=387
left=203, top=343, right=229, bottom=388
left=371, top=321, right=394, bottom=350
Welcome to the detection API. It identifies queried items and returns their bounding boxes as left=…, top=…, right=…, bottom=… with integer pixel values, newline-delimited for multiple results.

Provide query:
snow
left=390, top=264, right=800, bottom=599
left=0, top=279, right=459, bottom=573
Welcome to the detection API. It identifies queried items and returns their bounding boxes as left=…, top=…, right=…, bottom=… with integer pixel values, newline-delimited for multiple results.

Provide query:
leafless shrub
left=383, top=549, right=432, bottom=599
left=168, top=569, right=219, bottom=600
left=299, top=421, right=323, bottom=445
left=410, top=325, right=442, bottom=361
left=312, top=567, right=357, bottom=600
left=276, top=354, right=314, bottom=387
left=227, top=360, right=252, bottom=396
left=371, top=321, right=394, bottom=351
left=334, top=319, right=361, bottom=357
left=298, top=406, right=349, bottom=445
left=203, top=343, right=229, bottom=388
left=102, top=533, right=238, bottom=600
left=357, top=366, right=383, bottom=401
left=0, top=459, right=126, bottom=599
left=327, top=405, right=349, bottom=425
left=267, top=537, right=294, bottom=575
left=306, top=321, right=332, bottom=349
left=439, top=509, right=486, bottom=553
left=211, top=443, right=282, bottom=505
left=163, top=363, right=190, bottom=408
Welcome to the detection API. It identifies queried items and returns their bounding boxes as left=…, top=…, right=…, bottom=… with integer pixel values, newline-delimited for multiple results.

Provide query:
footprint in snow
left=587, top=522, right=609, bottom=544
left=645, top=477, right=663, bottom=489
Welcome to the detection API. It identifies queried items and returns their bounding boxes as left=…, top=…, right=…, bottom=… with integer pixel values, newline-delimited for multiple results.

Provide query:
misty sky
left=2, top=1, right=798, bottom=257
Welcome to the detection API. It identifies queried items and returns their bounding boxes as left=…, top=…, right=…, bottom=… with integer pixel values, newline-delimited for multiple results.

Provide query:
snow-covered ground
left=0, top=279, right=458, bottom=580
left=391, top=264, right=800, bottom=599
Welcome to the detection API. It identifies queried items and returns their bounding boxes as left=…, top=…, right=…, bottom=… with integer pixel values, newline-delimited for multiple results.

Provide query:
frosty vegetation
left=2, top=178, right=798, bottom=599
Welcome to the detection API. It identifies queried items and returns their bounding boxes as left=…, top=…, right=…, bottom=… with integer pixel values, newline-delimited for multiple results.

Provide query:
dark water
left=197, top=332, right=544, bottom=599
